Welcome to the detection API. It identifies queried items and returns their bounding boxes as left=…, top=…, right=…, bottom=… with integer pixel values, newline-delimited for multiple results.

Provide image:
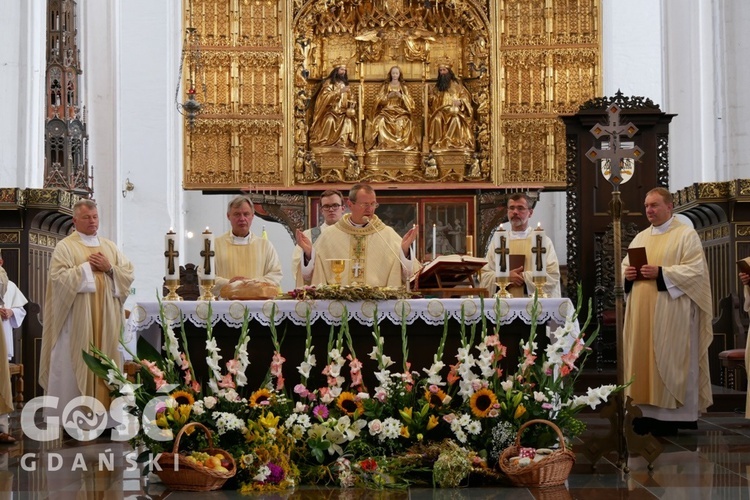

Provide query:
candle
left=200, top=227, right=215, bottom=280
left=432, top=224, right=437, bottom=260
left=466, top=235, right=473, bottom=256
left=164, top=228, right=180, bottom=280
left=410, top=224, right=417, bottom=260
left=532, top=222, right=546, bottom=278
left=495, top=225, right=509, bottom=278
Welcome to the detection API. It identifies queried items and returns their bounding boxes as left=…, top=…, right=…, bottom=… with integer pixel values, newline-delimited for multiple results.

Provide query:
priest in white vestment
left=39, top=200, right=135, bottom=425
left=622, top=187, right=713, bottom=434
left=213, top=196, right=283, bottom=295
left=479, top=193, right=561, bottom=297
left=292, top=189, right=345, bottom=287
left=312, top=184, right=419, bottom=287
left=740, top=259, right=750, bottom=418
left=0, top=254, right=27, bottom=444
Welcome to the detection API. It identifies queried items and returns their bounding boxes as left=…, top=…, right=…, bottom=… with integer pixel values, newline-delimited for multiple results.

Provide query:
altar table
left=126, top=298, right=576, bottom=390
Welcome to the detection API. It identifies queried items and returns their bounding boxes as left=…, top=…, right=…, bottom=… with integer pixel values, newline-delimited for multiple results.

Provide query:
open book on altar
left=410, top=254, right=487, bottom=290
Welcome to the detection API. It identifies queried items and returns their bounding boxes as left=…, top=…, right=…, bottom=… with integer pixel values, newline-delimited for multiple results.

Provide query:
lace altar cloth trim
left=126, top=298, right=575, bottom=337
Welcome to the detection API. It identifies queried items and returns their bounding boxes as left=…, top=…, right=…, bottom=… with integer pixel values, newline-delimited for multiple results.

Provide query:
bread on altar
left=219, top=279, right=279, bottom=300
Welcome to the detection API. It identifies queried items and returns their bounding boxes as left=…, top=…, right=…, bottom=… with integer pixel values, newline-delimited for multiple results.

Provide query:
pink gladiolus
left=347, top=355, right=363, bottom=388
left=190, top=380, right=201, bottom=392
left=226, top=358, right=240, bottom=375
left=141, top=359, right=165, bottom=379
left=218, top=373, right=236, bottom=389
left=153, top=376, right=166, bottom=390
left=179, top=353, right=190, bottom=371
left=447, top=363, right=460, bottom=385
left=276, top=374, right=285, bottom=391
left=294, top=384, right=310, bottom=398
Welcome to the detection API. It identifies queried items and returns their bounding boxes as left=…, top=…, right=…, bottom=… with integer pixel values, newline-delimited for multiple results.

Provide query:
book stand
left=412, top=259, right=489, bottom=298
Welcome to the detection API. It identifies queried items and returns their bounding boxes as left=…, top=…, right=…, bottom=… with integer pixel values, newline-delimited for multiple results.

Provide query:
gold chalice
left=328, top=259, right=347, bottom=285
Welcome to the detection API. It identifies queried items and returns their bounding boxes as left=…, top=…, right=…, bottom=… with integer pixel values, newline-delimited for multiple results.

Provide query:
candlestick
left=164, top=228, right=180, bottom=280
left=200, top=227, right=216, bottom=280
left=532, top=222, right=546, bottom=278
left=432, top=224, right=437, bottom=260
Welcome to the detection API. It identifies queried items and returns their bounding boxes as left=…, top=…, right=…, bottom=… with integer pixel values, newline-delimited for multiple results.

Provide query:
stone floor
left=1, top=408, right=750, bottom=498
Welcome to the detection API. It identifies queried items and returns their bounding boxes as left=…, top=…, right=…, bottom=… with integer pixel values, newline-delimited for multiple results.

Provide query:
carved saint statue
left=309, top=64, right=358, bottom=150
left=365, top=66, right=417, bottom=151
left=428, top=63, right=475, bottom=152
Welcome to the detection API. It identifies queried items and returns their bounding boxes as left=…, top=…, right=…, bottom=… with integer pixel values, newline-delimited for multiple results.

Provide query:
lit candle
left=200, top=227, right=215, bottom=280
left=495, top=225, right=509, bottom=278
left=164, top=228, right=180, bottom=280
left=432, top=223, right=437, bottom=260
left=532, top=222, right=546, bottom=278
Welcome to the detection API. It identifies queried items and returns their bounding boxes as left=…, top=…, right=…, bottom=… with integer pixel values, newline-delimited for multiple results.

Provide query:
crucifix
left=583, top=102, right=661, bottom=471
left=531, top=234, right=546, bottom=271
left=351, top=260, right=363, bottom=278
left=494, top=234, right=509, bottom=273
left=200, top=239, right=215, bottom=275
left=164, top=239, right=180, bottom=276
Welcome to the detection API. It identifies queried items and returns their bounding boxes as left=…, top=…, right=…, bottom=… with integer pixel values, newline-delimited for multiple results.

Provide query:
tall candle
left=164, top=228, right=180, bottom=280
left=532, top=222, right=546, bottom=278
left=466, top=235, right=473, bottom=256
left=432, top=224, right=437, bottom=260
left=495, top=225, right=509, bottom=278
left=410, top=224, right=417, bottom=260
left=200, top=227, right=216, bottom=280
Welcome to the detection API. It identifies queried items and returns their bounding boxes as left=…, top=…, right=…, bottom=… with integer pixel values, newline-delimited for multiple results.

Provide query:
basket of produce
left=499, top=419, right=576, bottom=488
left=155, top=422, right=236, bottom=491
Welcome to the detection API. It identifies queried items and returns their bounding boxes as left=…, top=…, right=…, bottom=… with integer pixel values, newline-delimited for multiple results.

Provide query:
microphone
left=362, top=216, right=415, bottom=291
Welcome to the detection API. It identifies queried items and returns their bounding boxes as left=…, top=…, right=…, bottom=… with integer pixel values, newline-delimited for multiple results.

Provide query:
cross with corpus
left=493, top=233, right=509, bottom=272
left=532, top=234, right=546, bottom=271
left=585, top=103, right=644, bottom=190
left=164, top=239, right=180, bottom=276
left=200, top=239, right=215, bottom=275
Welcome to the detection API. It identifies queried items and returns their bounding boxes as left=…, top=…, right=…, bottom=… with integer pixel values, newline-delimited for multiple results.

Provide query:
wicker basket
left=155, top=422, right=236, bottom=491
left=499, top=419, right=576, bottom=488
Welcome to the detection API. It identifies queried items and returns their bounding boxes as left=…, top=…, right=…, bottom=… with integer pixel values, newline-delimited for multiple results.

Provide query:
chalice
left=328, top=259, right=347, bottom=285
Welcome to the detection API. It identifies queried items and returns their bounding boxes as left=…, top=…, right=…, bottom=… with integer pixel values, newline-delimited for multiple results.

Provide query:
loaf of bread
left=219, top=279, right=279, bottom=300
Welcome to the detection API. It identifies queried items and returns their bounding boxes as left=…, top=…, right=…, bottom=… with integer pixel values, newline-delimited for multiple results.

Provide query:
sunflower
left=336, top=391, right=362, bottom=417
left=249, top=388, right=273, bottom=407
left=424, top=388, right=448, bottom=409
left=469, top=388, right=498, bottom=418
left=170, top=390, right=195, bottom=407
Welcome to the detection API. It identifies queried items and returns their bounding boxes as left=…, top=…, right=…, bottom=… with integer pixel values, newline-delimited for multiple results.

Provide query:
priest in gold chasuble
left=622, top=188, right=713, bottom=428
left=312, top=184, right=418, bottom=287
left=39, top=200, right=134, bottom=418
left=213, top=196, right=283, bottom=294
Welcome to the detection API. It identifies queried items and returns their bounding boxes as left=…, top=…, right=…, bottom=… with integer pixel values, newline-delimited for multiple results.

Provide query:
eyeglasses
left=354, top=202, right=379, bottom=209
left=507, top=205, right=529, bottom=213
left=320, top=204, right=342, bottom=211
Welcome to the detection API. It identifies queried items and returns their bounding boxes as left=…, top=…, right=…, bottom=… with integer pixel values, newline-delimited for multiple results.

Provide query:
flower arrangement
left=84, top=288, right=624, bottom=491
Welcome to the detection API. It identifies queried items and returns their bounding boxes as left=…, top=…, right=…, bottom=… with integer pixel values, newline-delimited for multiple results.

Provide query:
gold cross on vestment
left=200, top=239, right=215, bottom=275
left=493, top=233, right=509, bottom=272
left=164, top=239, right=180, bottom=276
left=532, top=234, right=546, bottom=271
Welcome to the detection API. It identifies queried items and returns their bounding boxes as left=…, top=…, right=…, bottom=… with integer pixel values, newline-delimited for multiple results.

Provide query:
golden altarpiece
left=181, top=0, right=601, bottom=256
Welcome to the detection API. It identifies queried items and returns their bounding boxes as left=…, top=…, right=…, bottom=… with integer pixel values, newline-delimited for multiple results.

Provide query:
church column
left=0, top=0, right=46, bottom=188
